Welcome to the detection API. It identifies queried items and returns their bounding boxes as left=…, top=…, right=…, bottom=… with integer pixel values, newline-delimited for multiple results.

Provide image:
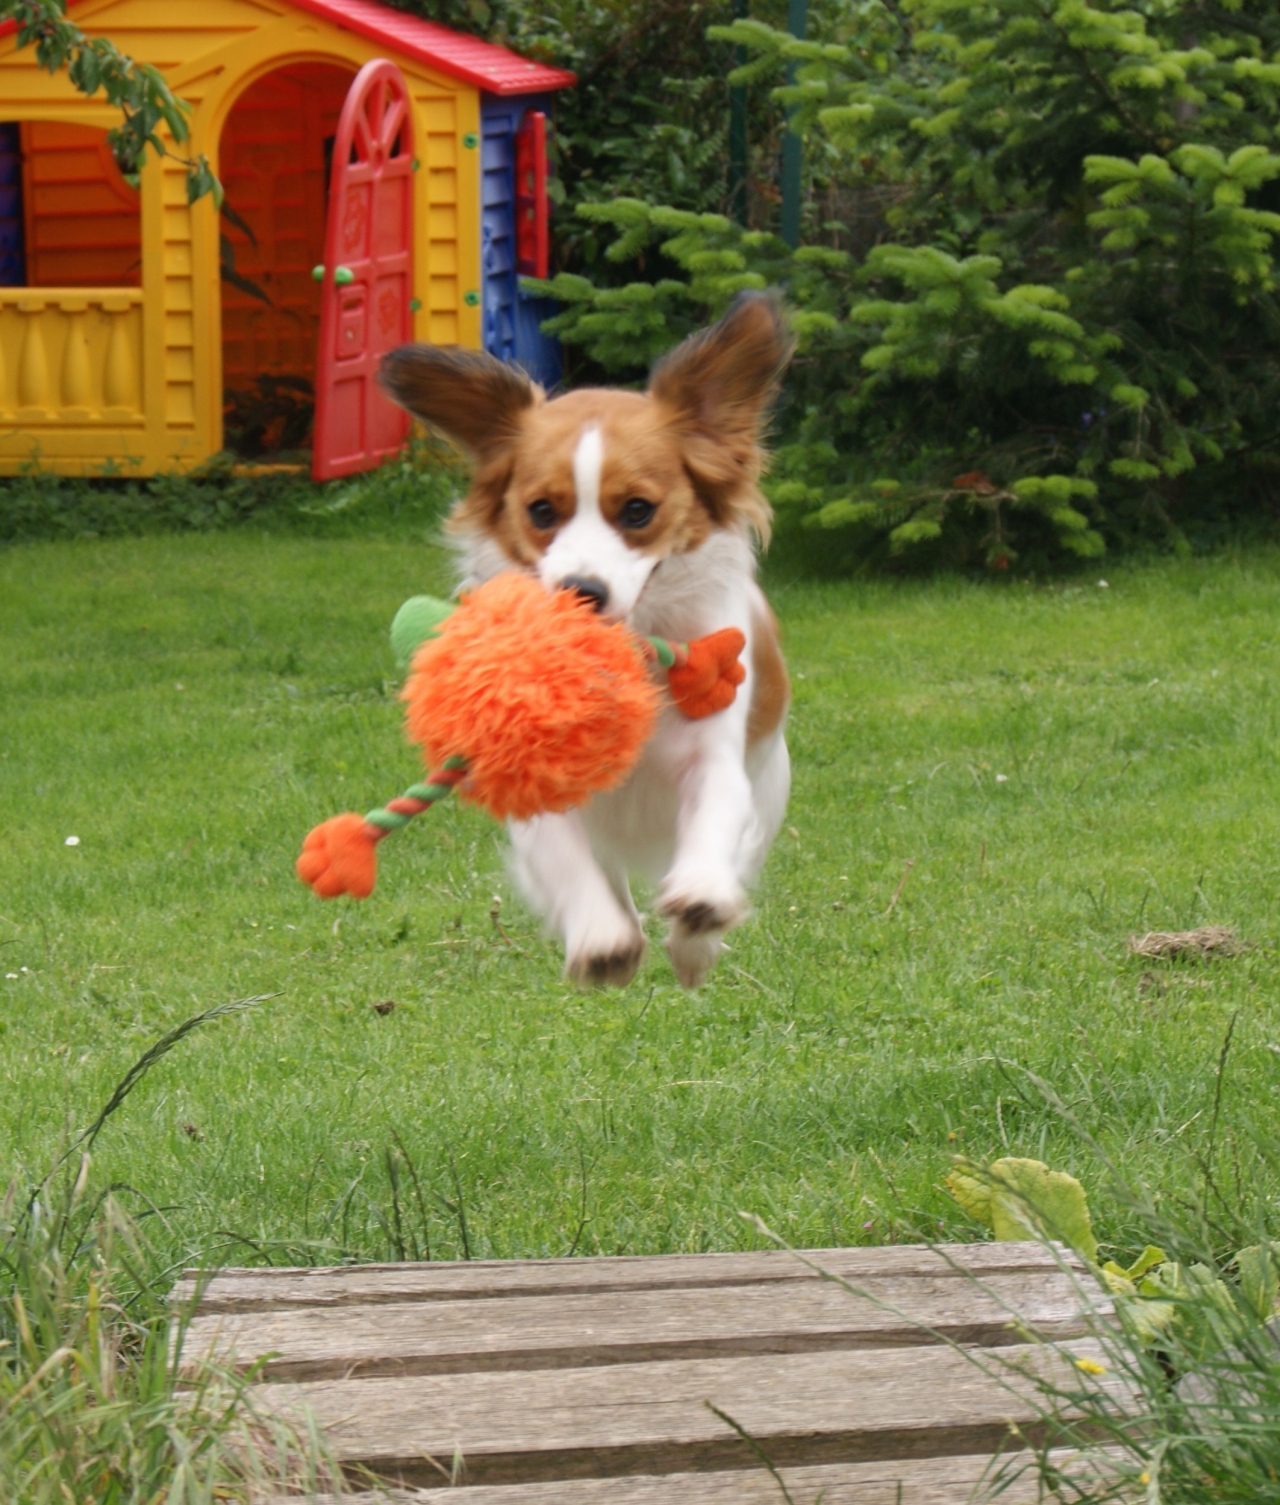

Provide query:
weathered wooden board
left=288, top=1448, right=1116, bottom=1505
left=255, top=1338, right=1117, bottom=1487
left=173, top=1241, right=1080, bottom=1314
left=182, top=1242, right=1117, bottom=1501
left=182, top=1267, right=1093, bottom=1381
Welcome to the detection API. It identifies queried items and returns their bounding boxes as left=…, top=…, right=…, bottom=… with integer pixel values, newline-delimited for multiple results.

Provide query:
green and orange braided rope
left=297, top=756, right=469, bottom=900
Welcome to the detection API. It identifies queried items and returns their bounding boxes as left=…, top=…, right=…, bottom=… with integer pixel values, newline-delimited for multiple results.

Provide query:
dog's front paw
left=566, top=935, right=646, bottom=988
left=657, top=872, right=747, bottom=936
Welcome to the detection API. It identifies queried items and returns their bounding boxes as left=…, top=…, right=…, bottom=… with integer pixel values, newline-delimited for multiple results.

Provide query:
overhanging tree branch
left=0, top=0, right=220, bottom=203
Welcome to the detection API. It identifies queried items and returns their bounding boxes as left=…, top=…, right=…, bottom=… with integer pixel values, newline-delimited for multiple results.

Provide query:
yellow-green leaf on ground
left=946, top=1156, right=1098, bottom=1262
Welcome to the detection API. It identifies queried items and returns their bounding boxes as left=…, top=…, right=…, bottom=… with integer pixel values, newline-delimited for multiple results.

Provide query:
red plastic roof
left=1, top=0, right=575, bottom=97
left=289, top=0, right=574, bottom=94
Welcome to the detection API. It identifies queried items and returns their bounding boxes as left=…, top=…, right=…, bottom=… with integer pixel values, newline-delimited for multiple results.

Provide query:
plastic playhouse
left=0, top=0, right=573, bottom=478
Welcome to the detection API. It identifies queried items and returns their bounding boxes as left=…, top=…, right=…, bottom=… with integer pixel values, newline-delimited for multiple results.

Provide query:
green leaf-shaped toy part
left=946, top=1156, right=1098, bottom=1262
left=390, top=595, right=454, bottom=669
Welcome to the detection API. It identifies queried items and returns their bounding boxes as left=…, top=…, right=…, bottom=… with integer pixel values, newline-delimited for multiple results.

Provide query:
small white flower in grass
left=5, top=974, right=17, bottom=981
left=64, top=835, right=80, bottom=846
left=995, top=774, right=1009, bottom=783
left=1097, top=580, right=1109, bottom=588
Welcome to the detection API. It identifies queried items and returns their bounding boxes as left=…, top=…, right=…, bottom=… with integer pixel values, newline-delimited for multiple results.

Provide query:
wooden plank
left=254, top=1339, right=1121, bottom=1487
left=175, top=1241, right=1078, bottom=1314
left=280, top=1447, right=1119, bottom=1504
left=181, top=1268, right=1100, bottom=1382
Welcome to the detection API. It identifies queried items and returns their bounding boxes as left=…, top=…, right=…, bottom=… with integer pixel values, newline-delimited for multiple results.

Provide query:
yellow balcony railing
left=0, top=288, right=144, bottom=425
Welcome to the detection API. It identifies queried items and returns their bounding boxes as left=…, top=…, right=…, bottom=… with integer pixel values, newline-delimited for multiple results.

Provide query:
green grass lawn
left=3, top=528, right=1279, bottom=1271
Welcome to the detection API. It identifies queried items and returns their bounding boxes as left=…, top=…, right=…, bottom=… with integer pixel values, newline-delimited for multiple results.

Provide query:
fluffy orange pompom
left=402, top=574, right=660, bottom=822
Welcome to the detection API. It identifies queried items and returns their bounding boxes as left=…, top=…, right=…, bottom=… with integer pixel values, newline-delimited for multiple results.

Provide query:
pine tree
left=530, top=0, right=1280, bottom=569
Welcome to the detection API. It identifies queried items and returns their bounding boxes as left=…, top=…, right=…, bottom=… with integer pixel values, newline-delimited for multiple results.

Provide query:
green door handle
left=311, top=265, right=356, bottom=285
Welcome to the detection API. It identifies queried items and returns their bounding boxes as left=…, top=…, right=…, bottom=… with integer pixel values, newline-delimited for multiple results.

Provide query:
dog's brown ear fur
left=648, top=292, right=793, bottom=539
left=379, top=344, right=537, bottom=461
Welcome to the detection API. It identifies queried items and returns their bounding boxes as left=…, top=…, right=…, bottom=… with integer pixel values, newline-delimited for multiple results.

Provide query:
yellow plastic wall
left=0, top=0, right=483, bottom=475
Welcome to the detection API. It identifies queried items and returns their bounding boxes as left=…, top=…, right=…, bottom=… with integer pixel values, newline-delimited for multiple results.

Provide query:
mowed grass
left=3, top=528, right=1280, bottom=1269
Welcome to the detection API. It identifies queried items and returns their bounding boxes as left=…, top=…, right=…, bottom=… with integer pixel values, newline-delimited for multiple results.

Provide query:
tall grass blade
left=63, top=993, right=275, bottom=1167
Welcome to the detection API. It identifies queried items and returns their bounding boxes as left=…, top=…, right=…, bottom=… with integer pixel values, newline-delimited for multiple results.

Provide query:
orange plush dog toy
left=297, top=573, right=745, bottom=900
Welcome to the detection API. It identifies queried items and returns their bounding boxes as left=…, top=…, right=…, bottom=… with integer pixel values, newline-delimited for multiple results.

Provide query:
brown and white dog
left=379, top=292, right=793, bottom=989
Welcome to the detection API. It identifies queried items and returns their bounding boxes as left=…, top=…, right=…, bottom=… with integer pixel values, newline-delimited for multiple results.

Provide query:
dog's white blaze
left=572, top=424, right=604, bottom=518
left=538, top=424, right=659, bottom=619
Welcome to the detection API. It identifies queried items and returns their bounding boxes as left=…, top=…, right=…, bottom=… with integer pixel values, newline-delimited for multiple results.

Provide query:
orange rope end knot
left=296, top=813, right=380, bottom=899
left=667, top=628, right=747, bottom=719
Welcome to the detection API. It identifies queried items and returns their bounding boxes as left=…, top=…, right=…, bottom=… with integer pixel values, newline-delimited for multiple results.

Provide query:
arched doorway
left=218, top=60, right=355, bottom=457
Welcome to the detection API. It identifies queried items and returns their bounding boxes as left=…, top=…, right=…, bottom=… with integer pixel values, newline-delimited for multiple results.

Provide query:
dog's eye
left=527, top=499, right=557, bottom=530
left=619, top=497, right=656, bottom=530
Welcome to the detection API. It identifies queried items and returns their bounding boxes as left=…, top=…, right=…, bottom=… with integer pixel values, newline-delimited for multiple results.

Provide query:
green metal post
left=779, top=0, right=808, bottom=248
left=728, top=0, right=749, bottom=223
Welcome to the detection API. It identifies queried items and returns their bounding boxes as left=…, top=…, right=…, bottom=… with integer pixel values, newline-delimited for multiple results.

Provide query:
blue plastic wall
left=0, top=122, right=24, bottom=286
left=479, top=93, right=560, bottom=389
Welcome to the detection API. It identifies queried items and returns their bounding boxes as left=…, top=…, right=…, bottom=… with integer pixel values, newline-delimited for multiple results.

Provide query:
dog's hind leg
left=664, top=731, right=789, bottom=989
left=741, top=730, right=791, bottom=884
left=508, top=811, right=646, bottom=987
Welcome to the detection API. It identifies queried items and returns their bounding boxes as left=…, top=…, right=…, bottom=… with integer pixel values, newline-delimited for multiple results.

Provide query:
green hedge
left=0, top=447, right=461, bottom=545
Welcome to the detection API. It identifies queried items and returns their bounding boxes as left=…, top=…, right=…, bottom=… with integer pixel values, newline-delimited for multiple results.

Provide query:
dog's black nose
left=561, top=576, right=610, bottom=612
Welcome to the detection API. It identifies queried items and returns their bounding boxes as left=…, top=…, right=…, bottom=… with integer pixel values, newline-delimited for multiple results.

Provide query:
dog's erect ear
left=648, top=292, right=793, bottom=535
left=648, top=291, right=793, bottom=445
left=379, top=344, right=537, bottom=460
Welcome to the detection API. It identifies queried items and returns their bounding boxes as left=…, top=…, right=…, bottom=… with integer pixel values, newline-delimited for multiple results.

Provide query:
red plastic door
left=514, top=110, right=549, bottom=279
left=312, top=59, right=414, bottom=481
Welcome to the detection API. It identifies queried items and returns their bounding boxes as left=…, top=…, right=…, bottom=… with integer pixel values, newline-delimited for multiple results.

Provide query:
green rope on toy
left=295, top=754, right=470, bottom=899
left=362, top=755, right=470, bottom=838
left=644, top=636, right=680, bottom=669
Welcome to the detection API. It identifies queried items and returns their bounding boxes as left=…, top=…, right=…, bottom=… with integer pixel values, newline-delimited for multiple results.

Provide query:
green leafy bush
left=532, top=1, right=1280, bottom=569
left=945, top=1151, right=1280, bottom=1501
left=946, top=1151, right=1280, bottom=1349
